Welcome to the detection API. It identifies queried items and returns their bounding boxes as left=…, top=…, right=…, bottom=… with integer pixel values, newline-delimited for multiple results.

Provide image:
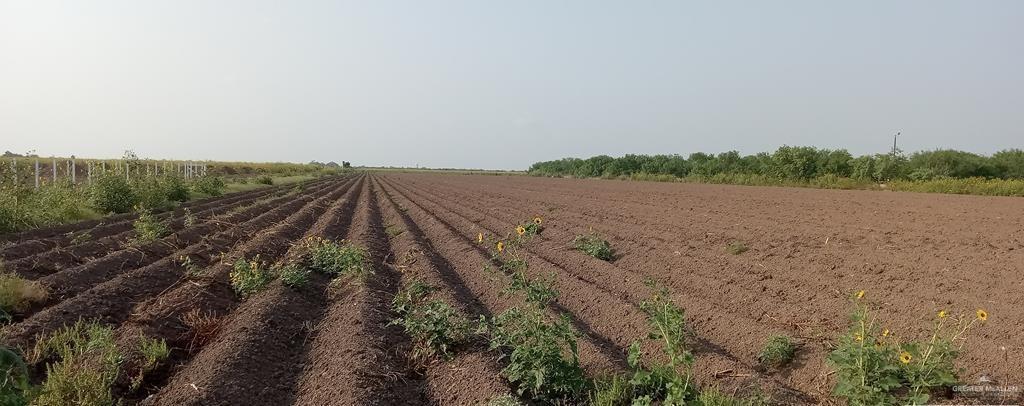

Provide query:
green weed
left=183, top=208, right=196, bottom=228
left=302, top=237, right=370, bottom=280
left=230, top=255, right=274, bottom=298
left=192, top=176, right=226, bottom=197
left=757, top=335, right=796, bottom=368
left=255, top=175, right=273, bottom=185
left=30, top=320, right=122, bottom=406
left=572, top=233, right=614, bottom=261
left=130, top=336, right=170, bottom=391
left=827, top=290, right=987, bottom=405
left=129, top=208, right=168, bottom=245
left=726, top=241, right=748, bottom=255
left=390, top=281, right=470, bottom=362
left=0, top=272, right=48, bottom=321
left=0, top=346, right=29, bottom=405
left=277, top=263, right=310, bottom=289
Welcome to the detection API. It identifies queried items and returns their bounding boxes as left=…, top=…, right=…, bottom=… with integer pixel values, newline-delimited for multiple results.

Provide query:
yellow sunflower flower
left=534, top=217, right=543, bottom=225
left=497, top=241, right=504, bottom=253
left=976, top=309, right=988, bottom=321
left=516, top=226, right=526, bottom=236
left=477, top=232, right=483, bottom=244
left=882, top=329, right=889, bottom=338
left=854, top=333, right=863, bottom=342
left=938, top=310, right=947, bottom=319
left=899, top=351, right=912, bottom=364
left=855, top=290, right=865, bottom=300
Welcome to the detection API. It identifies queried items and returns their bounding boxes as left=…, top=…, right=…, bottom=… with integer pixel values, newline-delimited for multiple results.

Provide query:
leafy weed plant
left=390, top=280, right=470, bottom=363
left=572, top=232, right=614, bottom=261
left=757, top=335, right=796, bottom=368
left=827, top=290, right=988, bottom=405
left=229, top=255, right=273, bottom=298
left=129, top=208, right=168, bottom=245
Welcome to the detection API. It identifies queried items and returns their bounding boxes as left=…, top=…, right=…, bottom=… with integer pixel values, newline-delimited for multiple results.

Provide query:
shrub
left=255, top=175, right=273, bottom=185
left=129, top=208, right=168, bottom=245
left=572, top=233, right=614, bottom=261
left=30, top=320, right=122, bottom=406
left=303, top=237, right=370, bottom=279
left=192, top=176, right=226, bottom=197
left=0, top=271, right=48, bottom=321
left=163, top=175, right=190, bottom=202
left=180, top=309, right=222, bottom=352
left=134, top=177, right=170, bottom=210
left=827, top=291, right=987, bottom=405
left=757, top=335, right=796, bottom=368
left=390, top=281, right=470, bottom=362
left=230, top=255, right=274, bottom=298
left=89, top=174, right=137, bottom=214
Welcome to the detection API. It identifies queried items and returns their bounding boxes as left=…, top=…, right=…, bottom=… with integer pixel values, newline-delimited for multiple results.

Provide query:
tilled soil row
left=387, top=175, right=815, bottom=400
left=9, top=185, right=302, bottom=281
left=291, top=179, right=427, bottom=405
left=143, top=176, right=365, bottom=405
left=371, top=176, right=511, bottom=405
left=374, top=177, right=629, bottom=382
left=3, top=181, right=297, bottom=275
left=111, top=176, right=361, bottom=404
left=394, top=173, right=1024, bottom=396
left=0, top=177, right=325, bottom=260
left=0, top=176, right=355, bottom=350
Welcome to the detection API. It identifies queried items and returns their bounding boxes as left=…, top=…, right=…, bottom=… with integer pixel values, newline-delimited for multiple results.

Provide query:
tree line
left=528, top=147, right=1024, bottom=181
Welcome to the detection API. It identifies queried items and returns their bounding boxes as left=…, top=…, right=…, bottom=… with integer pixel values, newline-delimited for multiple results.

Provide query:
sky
left=1, top=1, right=1021, bottom=169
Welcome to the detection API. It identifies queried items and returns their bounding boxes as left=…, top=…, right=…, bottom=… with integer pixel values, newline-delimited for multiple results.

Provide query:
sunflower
left=976, top=309, right=988, bottom=321
left=497, top=241, right=504, bottom=253
left=855, top=290, right=865, bottom=300
left=882, top=329, right=890, bottom=338
left=533, top=217, right=543, bottom=225
left=938, top=310, right=947, bottom=319
left=854, top=333, right=863, bottom=342
left=899, top=351, right=912, bottom=364
left=516, top=226, right=526, bottom=236
left=477, top=232, right=483, bottom=244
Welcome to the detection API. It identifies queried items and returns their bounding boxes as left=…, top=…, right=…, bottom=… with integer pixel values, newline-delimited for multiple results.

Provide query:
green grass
left=302, top=237, right=370, bottom=280
left=223, top=175, right=317, bottom=194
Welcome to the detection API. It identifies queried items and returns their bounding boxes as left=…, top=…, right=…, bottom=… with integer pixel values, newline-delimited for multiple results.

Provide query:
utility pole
left=892, top=131, right=900, bottom=156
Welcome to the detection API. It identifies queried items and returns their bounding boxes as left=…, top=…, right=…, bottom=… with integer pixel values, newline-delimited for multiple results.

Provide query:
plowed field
left=3, top=173, right=1021, bottom=405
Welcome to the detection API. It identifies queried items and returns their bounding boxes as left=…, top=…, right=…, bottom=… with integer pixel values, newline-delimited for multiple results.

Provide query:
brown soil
left=3, top=173, right=1021, bottom=406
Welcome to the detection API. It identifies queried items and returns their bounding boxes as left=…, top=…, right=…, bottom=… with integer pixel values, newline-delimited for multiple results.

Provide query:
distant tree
left=342, top=161, right=351, bottom=168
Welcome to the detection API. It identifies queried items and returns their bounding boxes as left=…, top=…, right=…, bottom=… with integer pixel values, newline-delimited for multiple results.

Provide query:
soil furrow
left=142, top=176, right=364, bottom=405
left=292, top=178, right=427, bottom=405
left=0, top=177, right=354, bottom=350
left=372, top=175, right=511, bottom=405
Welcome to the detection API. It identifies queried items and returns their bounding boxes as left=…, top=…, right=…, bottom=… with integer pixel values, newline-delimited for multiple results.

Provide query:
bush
left=192, top=176, right=226, bottom=197
left=89, top=174, right=137, bottom=214
left=1, top=185, right=94, bottom=234
left=163, top=175, right=190, bottom=202
left=134, top=177, right=171, bottom=211
left=255, top=175, right=273, bottom=185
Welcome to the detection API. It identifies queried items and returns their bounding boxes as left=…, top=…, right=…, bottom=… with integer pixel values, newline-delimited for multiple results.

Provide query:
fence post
left=71, top=159, right=76, bottom=184
left=35, top=159, right=40, bottom=189
left=52, top=159, right=57, bottom=184
left=87, top=162, right=92, bottom=185
left=126, top=161, right=130, bottom=182
left=10, top=158, right=16, bottom=186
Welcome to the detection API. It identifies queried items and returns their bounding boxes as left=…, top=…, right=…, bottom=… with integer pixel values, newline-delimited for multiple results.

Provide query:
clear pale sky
left=1, top=1, right=1021, bottom=169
